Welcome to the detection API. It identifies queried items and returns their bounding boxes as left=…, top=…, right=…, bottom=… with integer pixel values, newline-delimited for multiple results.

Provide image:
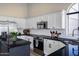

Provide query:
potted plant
left=10, top=32, right=17, bottom=42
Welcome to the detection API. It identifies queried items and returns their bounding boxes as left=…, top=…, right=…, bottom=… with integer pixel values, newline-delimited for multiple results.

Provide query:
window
left=67, top=3, right=79, bottom=36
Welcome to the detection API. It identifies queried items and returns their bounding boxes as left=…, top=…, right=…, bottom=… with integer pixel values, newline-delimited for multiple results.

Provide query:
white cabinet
left=48, top=12, right=62, bottom=28
left=44, top=39, right=65, bottom=55
left=26, top=11, right=65, bottom=29
left=47, top=13, right=56, bottom=28
left=55, top=12, right=62, bottom=28
left=44, top=39, right=58, bottom=55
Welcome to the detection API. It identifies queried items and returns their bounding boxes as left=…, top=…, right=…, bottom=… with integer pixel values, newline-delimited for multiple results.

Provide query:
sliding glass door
left=0, top=21, right=18, bottom=35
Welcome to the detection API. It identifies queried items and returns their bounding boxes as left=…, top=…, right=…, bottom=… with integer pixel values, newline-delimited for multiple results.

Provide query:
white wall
left=30, top=29, right=66, bottom=36
left=0, top=4, right=28, bottom=18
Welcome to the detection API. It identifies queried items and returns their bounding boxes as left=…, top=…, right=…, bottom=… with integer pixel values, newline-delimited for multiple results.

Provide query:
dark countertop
left=19, top=34, right=66, bottom=45
left=19, top=34, right=79, bottom=45
left=9, top=39, right=31, bottom=48
left=0, top=38, right=31, bottom=48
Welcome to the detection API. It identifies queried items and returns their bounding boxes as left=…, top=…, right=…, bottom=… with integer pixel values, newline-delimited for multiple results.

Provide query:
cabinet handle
left=49, top=44, right=51, bottom=48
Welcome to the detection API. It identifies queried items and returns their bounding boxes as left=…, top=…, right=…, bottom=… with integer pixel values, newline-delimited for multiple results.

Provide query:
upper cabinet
left=26, top=10, right=66, bottom=29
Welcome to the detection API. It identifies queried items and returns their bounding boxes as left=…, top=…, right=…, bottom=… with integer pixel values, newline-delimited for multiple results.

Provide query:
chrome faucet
left=72, top=27, right=79, bottom=36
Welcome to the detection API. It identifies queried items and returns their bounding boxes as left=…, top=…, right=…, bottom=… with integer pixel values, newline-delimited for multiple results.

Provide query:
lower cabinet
left=9, top=45, right=30, bottom=56
left=68, top=44, right=78, bottom=56
left=44, top=39, right=65, bottom=56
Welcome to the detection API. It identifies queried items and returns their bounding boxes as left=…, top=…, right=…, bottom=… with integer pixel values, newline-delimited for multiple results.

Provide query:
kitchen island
left=0, top=38, right=31, bottom=56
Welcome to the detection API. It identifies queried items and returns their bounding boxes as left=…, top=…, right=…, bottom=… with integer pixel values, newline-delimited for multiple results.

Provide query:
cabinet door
left=44, top=39, right=59, bottom=55
left=55, top=12, right=62, bottom=28
left=47, top=13, right=56, bottom=28
left=68, top=44, right=78, bottom=56
left=44, top=39, right=65, bottom=55
left=47, top=40, right=59, bottom=55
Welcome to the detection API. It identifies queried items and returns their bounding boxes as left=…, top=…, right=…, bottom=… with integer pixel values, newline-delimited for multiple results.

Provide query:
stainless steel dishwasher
left=33, top=37, right=44, bottom=55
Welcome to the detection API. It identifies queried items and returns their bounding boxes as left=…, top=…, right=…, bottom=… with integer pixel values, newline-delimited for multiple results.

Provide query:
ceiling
left=0, top=3, right=71, bottom=18
left=27, top=3, right=71, bottom=17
